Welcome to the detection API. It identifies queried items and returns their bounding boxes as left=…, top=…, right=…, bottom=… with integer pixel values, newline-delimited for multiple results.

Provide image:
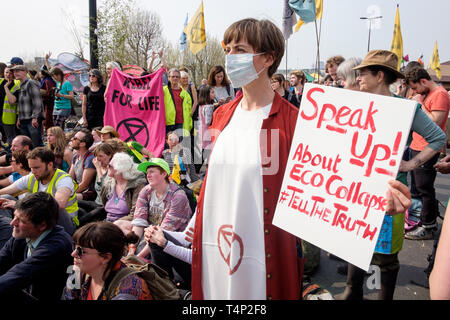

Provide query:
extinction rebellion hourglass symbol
left=217, top=225, right=244, bottom=275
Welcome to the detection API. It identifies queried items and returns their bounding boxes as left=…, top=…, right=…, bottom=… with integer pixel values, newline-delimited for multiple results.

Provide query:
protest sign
left=104, top=68, right=166, bottom=157
left=272, top=83, right=417, bottom=271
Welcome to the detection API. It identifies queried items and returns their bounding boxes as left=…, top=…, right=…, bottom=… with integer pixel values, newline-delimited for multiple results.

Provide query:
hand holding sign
left=273, top=83, right=417, bottom=271
left=385, top=180, right=412, bottom=215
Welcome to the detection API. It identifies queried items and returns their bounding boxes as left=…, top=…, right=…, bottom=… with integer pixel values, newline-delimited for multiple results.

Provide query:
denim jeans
left=19, top=119, right=43, bottom=148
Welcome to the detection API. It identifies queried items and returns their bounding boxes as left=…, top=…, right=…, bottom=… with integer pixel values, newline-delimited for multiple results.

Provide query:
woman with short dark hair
left=62, top=221, right=152, bottom=300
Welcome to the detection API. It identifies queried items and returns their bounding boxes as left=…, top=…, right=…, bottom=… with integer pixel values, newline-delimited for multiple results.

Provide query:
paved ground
left=310, top=155, right=449, bottom=300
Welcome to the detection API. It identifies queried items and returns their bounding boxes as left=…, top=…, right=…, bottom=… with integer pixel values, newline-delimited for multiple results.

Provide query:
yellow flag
left=184, top=1, right=206, bottom=55
left=171, top=155, right=182, bottom=185
left=295, top=0, right=323, bottom=32
left=390, top=5, right=403, bottom=70
left=428, top=41, right=442, bottom=80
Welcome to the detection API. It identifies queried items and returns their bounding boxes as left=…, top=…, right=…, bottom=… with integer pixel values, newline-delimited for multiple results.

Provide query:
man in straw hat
left=335, top=50, right=446, bottom=300
left=96, top=125, right=119, bottom=142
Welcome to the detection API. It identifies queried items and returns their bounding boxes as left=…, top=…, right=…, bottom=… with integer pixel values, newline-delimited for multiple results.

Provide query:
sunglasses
left=74, top=246, right=97, bottom=258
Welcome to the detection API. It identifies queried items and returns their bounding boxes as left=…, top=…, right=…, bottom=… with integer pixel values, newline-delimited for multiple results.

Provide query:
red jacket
left=192, top=92, right=304, bottom=300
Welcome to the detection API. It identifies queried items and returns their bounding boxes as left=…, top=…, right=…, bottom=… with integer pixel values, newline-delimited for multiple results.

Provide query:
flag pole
left=314, top=18, right=320, bottom=82
left=285, top=39, right=288, bottom=80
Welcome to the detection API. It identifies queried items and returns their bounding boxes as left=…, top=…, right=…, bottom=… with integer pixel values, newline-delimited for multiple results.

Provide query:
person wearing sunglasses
left=0, top=192, right=73, bottom=300
left=82, top=69, right=106, bottom=130
left=0, top=150, right=31, bottom=199
left=62, top=221, right=152, bottom=300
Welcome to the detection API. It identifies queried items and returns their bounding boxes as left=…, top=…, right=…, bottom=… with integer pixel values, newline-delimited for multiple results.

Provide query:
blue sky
left=1, top=0, right=449, bottom=70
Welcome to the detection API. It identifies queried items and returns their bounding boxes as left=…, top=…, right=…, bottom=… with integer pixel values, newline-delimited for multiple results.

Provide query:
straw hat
left=96, top=125, right=119, bottom=138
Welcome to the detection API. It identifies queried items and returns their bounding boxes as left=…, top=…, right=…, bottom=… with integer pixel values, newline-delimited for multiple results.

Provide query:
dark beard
left=38, top=166, right=52, bottom=183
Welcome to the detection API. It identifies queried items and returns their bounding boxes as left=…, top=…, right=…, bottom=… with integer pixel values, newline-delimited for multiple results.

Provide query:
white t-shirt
left=214, top=85, right=235, bottom=102
left=8, top=173, right=29, bottom=199
left=201, top=102, right=271, bottom=299
left=14, top=172, right=75, bottom=194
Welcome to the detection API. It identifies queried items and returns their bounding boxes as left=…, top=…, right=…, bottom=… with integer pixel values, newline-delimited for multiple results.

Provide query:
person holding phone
left=207, top=65, right=235, bottom=107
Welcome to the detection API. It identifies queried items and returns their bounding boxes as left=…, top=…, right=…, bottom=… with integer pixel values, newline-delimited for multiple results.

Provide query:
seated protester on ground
left=143, top=212, right=196, bottom=289
left=0, top=147, right=80, bottom=234
left=62, top=221, right=152, bottom=300
left=68, top=128, right=97, bottom=201
left=162, top=131, right=199, bottom=185
left=0, top=135, right=33, bottom=177
left=89, top=126, right=102, bottom=152
left=0, top=192, right=73, bottom=300
left=96, top=125, right=154, bottom=163
left=121, top=158, right=191, bottom=260
left=0, top=213, right=13, bottom=250
left=46, top=126, right=73, bottom=172
left=100, top=152, right=147, bottom=223
left=96, top=125, right=120, bottom=143
left=77, top=142, right=116, bottom=226
left=0, top=150, right=31, bottom=200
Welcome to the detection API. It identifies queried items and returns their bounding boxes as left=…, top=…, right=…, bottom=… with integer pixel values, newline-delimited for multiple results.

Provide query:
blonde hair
left=47, top=126, right=67, bottom=157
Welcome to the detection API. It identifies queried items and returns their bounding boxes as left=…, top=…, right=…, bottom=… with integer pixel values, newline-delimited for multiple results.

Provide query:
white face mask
left=225, top=53, right=266, bottom=88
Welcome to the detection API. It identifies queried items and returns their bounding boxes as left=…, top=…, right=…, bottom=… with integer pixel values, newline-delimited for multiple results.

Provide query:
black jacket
left=0, top=225, right=73, bottom=300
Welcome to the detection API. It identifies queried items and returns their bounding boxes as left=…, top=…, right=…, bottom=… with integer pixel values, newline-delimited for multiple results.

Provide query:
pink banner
left=104, top=68, right=165, bottom=157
